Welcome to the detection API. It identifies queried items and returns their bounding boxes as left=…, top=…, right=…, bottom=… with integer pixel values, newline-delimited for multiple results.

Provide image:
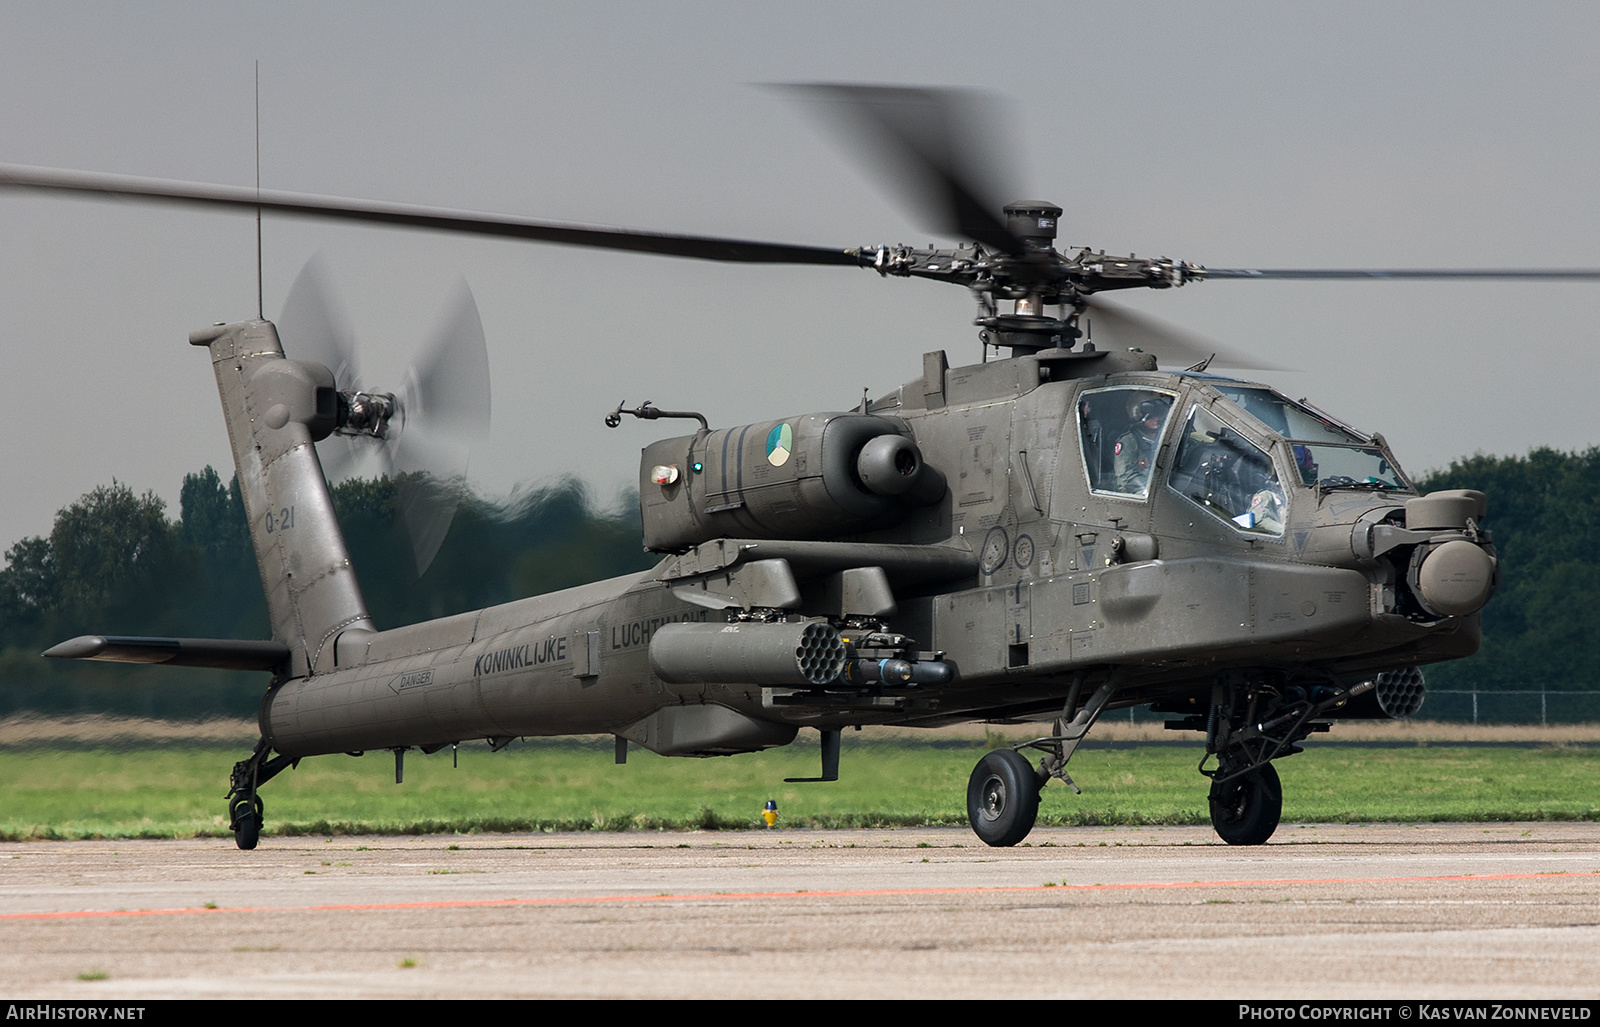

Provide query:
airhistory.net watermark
left=6, top=1007, right=146, bottom=1021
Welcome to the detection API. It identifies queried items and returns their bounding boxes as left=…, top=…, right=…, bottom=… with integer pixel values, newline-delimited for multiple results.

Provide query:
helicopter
left=6, top=85, right=1579, bottom=850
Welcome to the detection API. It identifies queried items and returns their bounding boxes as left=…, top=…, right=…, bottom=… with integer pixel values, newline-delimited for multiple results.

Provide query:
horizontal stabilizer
left=44, top=635, right=290, bottom=673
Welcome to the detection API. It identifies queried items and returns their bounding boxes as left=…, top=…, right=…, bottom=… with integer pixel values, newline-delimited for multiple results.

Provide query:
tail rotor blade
left=366, top=439, right=461, bottom=578
left=280, top=255, right=368, bottom=482
left=407, top=278, right=491, bottom=453
left=384, top=279, right=491, bottom=575
left=275, top=258, right=491, bottom=576
left=315, top=434, right=367, bottom=484
left=278, top=254, right=361, bottom=388
left=396, top=473, right=466, bottom=578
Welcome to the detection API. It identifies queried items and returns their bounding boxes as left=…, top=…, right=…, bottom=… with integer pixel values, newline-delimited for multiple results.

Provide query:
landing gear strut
left=1193, top=675, right=1367, bottom=845
left=964, top=675, right=1123, bottom=847
left=226, top=740, right=298, bottom=851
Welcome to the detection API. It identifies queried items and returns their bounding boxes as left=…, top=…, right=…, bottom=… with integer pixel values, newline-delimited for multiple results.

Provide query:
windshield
left=1289, top=443, right=1409, bottom=491
left=1215, top=385, right=1413, bottom=493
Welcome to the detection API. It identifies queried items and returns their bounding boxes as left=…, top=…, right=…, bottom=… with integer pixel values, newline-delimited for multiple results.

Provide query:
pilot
left=1113, top=398, right=1170, bottom=493
left=1245, top=480, right=1287, bottom=533
left=1292, top=444, right=1319, bottom=486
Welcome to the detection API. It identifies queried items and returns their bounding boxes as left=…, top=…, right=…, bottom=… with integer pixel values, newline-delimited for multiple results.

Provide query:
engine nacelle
left=638, top=413, right=945, bottom=551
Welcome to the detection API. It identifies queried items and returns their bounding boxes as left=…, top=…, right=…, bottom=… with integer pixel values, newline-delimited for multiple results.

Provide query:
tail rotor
left=277, top=258, right=492, bottom=575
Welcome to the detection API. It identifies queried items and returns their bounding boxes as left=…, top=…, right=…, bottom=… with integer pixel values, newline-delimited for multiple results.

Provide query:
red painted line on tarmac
left=4, top=870, right=1595, bottom=922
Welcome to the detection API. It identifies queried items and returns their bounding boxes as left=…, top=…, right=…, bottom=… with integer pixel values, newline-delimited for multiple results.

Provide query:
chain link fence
left=1416, top=689, right=1600, bottom=726
left=1117, top=688, right=1600, bottom=726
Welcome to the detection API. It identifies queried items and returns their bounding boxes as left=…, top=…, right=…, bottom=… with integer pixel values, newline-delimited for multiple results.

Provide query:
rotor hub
left=1003, top=201, right=1062, bottom=250
left=336, top=390, right=396, bottom=439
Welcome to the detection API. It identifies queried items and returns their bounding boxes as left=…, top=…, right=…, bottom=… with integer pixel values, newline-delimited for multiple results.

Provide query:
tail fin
left=189, top=319, right=374, bottom=677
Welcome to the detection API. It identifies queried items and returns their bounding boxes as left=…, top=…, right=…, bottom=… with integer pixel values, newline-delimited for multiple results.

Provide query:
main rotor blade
left=0, top=162, right=860, bottom=266
left=1196, top=267, right=1600, bottom=281
left=1083, top=297, right=1290, bottom=372
left=780, top=84, right=1026, bottom=254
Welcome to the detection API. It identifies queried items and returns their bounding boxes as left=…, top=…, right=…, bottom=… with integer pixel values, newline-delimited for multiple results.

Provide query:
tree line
left=1, top=448, right=1595, bottom=718
left=1412, top=447, right=1600, bottom=693
left=0, top=469, right=653, bottom=718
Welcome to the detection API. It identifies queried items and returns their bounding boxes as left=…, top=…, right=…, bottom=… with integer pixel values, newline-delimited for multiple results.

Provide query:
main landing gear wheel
left=229, top=794, right=264, bottom=851
left=967, top=749, right=1041, bottom=847
left=1208, top=762, right=1282, bottom=846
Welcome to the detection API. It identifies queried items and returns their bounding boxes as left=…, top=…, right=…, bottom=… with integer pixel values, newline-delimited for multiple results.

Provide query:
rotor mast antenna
left=255, top=60, right=263, bottom=321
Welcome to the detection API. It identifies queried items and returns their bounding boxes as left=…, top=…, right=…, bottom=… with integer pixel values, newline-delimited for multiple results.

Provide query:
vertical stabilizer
left=190, top=319, right=374, bottom=677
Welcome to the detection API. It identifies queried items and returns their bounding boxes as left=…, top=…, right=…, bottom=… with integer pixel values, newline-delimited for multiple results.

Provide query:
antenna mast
left=255, top=61, right=263, bottom=320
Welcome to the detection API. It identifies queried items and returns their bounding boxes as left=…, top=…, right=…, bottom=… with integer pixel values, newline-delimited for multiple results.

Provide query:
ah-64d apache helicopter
left=6, top=87, right=1583, bottom=850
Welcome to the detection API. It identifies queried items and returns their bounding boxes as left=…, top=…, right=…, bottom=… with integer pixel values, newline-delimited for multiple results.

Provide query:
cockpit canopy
left=1212, top=385, right=1412, bottom=494
left=1078, top=380, right=1413, bottom=538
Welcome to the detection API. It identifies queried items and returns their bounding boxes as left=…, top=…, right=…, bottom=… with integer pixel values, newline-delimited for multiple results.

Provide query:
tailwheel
left=1208, top=762, right=1282, bottom=845
left=226, top=742, right=286, bottom=852
left=966, top=749, right=1041, bottom=847
left=229, top=793, right=264, bottom=851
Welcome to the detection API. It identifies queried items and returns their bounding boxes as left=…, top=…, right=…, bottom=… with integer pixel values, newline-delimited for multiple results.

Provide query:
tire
left=231, top=795, right=263, bottom=851
left=1208, top=762, right=1282, bottom=845
left=966, top=749, right=1041, bottom=847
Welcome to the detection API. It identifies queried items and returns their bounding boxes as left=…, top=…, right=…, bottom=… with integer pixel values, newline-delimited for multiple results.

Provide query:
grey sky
left=2, top=2, right=1597, bottom=552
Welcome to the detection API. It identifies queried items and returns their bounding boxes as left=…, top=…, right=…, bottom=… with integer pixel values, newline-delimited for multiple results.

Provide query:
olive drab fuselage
left=41, top=314, right=1498, bottom=850
left=197, top=320, right=1487, bottom=763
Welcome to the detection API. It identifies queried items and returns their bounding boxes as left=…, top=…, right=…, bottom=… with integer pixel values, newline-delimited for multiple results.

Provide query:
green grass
left=1, top=739, right=1596, bottom=840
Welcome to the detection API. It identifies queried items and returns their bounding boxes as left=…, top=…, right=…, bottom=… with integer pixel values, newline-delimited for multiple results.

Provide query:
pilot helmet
left=1133, top=398, right=1169, bottom=432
